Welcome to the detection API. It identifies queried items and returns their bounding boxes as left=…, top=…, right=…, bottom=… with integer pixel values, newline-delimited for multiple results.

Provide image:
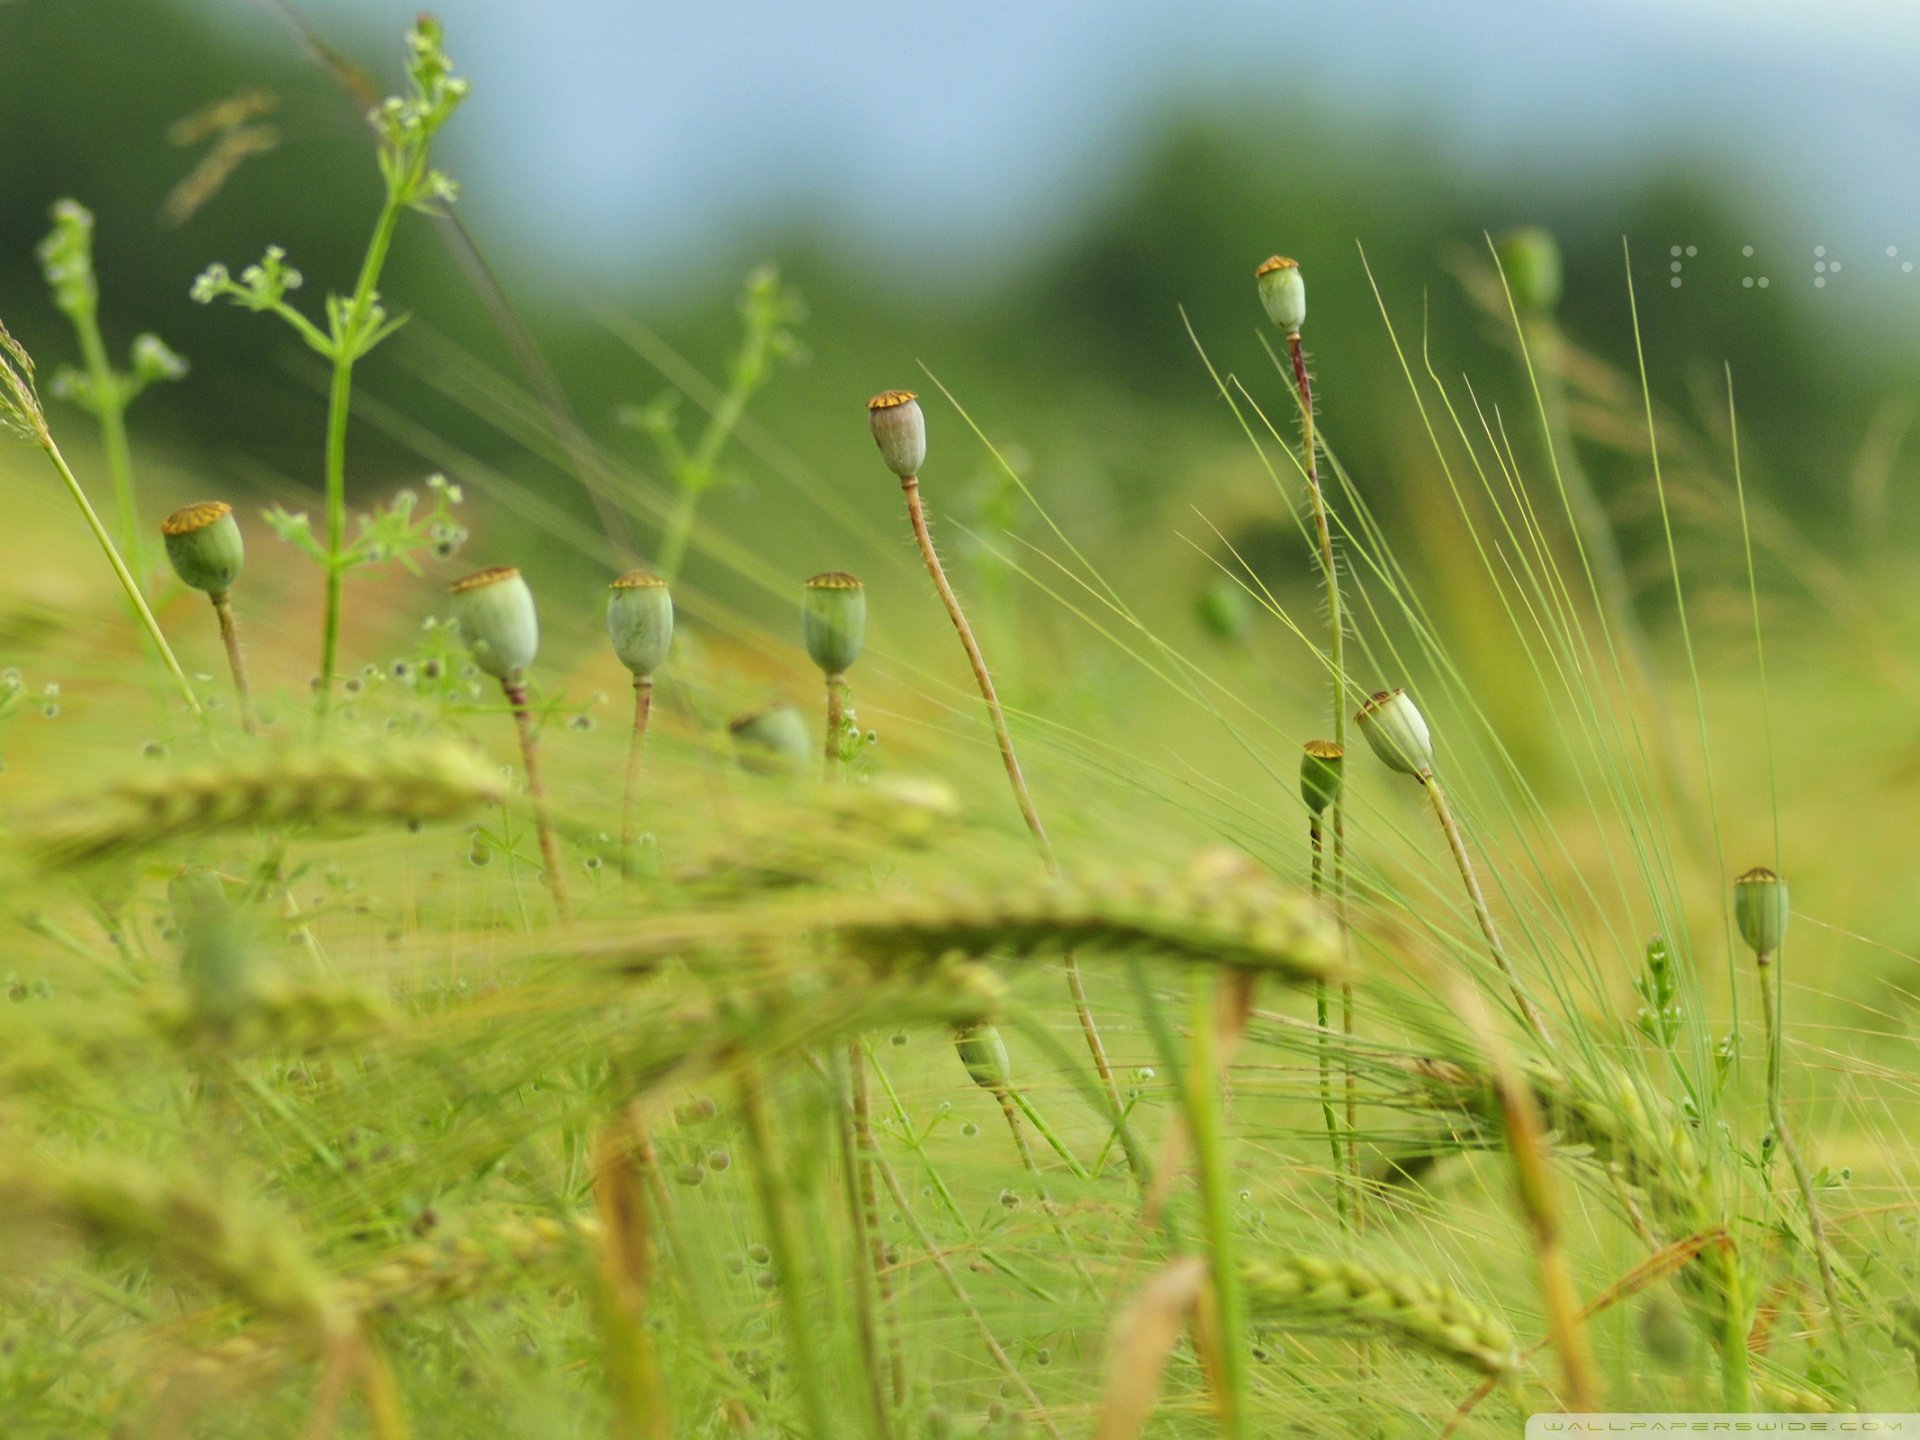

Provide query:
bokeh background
left=3, top=0, right=1920, bottom=911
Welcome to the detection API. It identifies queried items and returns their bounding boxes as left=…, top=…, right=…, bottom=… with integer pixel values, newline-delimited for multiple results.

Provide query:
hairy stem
left=1309, top=819, right=1346, bottom=1225
left=1287, top=333, right=1359, bottom=1225
left=900, top=474, right=1130, bottom=1168
left=620, top=676, right=653, bottom=878
left=848, top=1041, right=904, bottom=1405
left=823, top=673, right=846, bottom=781
left=834, top=1051, right=894, bottom=1440
left=210, top=590, right=256, bottom=735
left=1421, top=773, right=1552, bottom=1046
left=503, top=681, right=571, bottom=920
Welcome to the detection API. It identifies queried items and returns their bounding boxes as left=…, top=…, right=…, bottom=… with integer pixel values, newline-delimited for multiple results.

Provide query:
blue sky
left=226, top=0, right=1920, bottom=296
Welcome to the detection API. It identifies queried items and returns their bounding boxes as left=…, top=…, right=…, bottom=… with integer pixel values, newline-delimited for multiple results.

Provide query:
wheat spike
left=16, top=740, right=507, bottom=870
left=1239, top=1253, right=1519, bottom=1378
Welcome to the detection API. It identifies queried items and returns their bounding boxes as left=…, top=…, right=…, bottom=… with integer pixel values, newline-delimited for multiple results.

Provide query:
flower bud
left=802, top=571, right=867, bottom=675
left=1256, top=256, right=1306, bottom=334
left=728, top=702, right=812, bottom=775
left=1733, top=866, right=1789, bottom=956
left=607, top=569, right=673, bottom=678
left=1299, top=739, right=1344, bottom=816
left=450, top=566, right=539, bottom=682
left=1495, top=227, right=1563, bottom=314
left=1356, top=689, right=1434, bottom=777
left=161, top=501, right=245, bottom=594
left=954, top=1022, right=1012, bottom=1093
left=867, top=390, right=926, bottom=478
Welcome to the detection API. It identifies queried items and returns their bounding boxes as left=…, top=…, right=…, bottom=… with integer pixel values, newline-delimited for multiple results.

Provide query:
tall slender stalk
left=1309, top=817, right=1345, bottom=1222
left=317, top=197, right=404, bottom=719
left=1185, top=979, right=1247, bottom=1438
left=210, top=590, right=257, bottom=734
left=46, top=439, right=203, bottom=720
left=1422, top=773, right=1553, bottom=1047
left=1756, top=950, right=1859, bottom=1404
left=895, top=463, right=1130, bottom=1163
left=737, top=1069, right=834, bottom=1440
left=503, top=681, right=571, bottom=920
left=621, top=677, right=654, bottom=877
left=1284, top=302, right=1361, bottom=1226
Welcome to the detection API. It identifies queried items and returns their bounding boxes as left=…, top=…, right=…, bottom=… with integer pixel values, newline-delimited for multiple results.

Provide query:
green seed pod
left=168, top=865, right=248, bottom=1021
left=1196, top=577, right=1253, bottom=642
left=1299, top=739, right=1344, bottom=816
left=1356, top=689, right=1434, bottom=777
left=1733, top=866, right=1789, bottom=956
left=1256, top=255, right=1306, bottom=334
left=1494, top=226, right=1563, bottom=313
left=953, top=1022, right=1012, bottom=1093
left=728, top=702, right=812, bottom=775
left=607, top=569, right=673, bottom=678
left=161, top=501, right=245, bottom=594
left=450, top=567, right=539, bottom=681
left=868, top=389, right=926, bottom=478
left=802, top=571, right=867, bottom=675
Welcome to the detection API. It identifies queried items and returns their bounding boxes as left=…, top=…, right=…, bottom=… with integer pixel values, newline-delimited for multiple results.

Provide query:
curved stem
left=900, top=474, right=1129, bottom=1165
left=210, top=590, right=256, bottom=734
left=1421, top=772, right=1552, bottom=1046
left=503, top=680, right=571, bottom=920
left=620, top=676, right=653, bottom=878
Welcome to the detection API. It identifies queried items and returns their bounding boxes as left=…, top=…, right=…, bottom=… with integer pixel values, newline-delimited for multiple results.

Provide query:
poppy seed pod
left=728, top=702, right=812, bottom=775
left=450, top=566, right=539, bottom=681
left=1733, top=866, right=1789, bottom=956
left=803, top=571, right=867, bottom=676
left=1495, top=227, right=1564, bottom=314
left=868, top=390, right=926, bottom=478
left=607, top=569, right=673, bottom=678
left=954, top=1022, right=1013, bottom=1093
left=161, top=501, right=245, bottom=594
left=1356, top=689, right=1435, bottom=777
left=1256, top=255, right=1307, bottom=334
left=1299, top=739, right=1345, bottom=816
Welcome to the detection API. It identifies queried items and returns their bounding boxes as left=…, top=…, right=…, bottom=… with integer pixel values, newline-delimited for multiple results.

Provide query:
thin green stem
left=900, top=473, right=1131, bottom=1171
left=833, top=1050, right=893, bottom=1440
left=1310, top=818, right=1346, bottom=1225
left=1757, top=953, right=1859, bottom=1405
left=71, top=309, right=138, bottom=570
left=317, top=196, right=406, bottom=719
left=848, top=1040, right=904, bottom=1406
left=210, top=590, right=256, bottom=735
left=40, top=438, right=201, bottom=720
left=503, top=681, right=571, bottom=921
left=1421, top=772, right=1553, bottom=1047
left=1286, top=332, right=1359, bottom=1227
left=1185, top=980, right=1246, bottom=1439
left=995, top=1093, right=1095, bottom=1295
left=823, top=673, right=846, bottom=781
left=621, top=676, right=654, bottom=878
left=1008, top=1086, right=1089, bottom=1180
left=737, top=1068, right=835, bottom=1440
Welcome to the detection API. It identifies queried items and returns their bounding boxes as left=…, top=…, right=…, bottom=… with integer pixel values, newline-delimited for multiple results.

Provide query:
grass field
left=2, top=18, right=1919, bottom=1439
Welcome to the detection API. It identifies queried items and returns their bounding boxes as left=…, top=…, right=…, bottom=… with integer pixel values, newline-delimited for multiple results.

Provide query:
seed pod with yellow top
left=161, top=501, right=255, bottom=733
left=1256, top=255, right=1307, bottom=334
